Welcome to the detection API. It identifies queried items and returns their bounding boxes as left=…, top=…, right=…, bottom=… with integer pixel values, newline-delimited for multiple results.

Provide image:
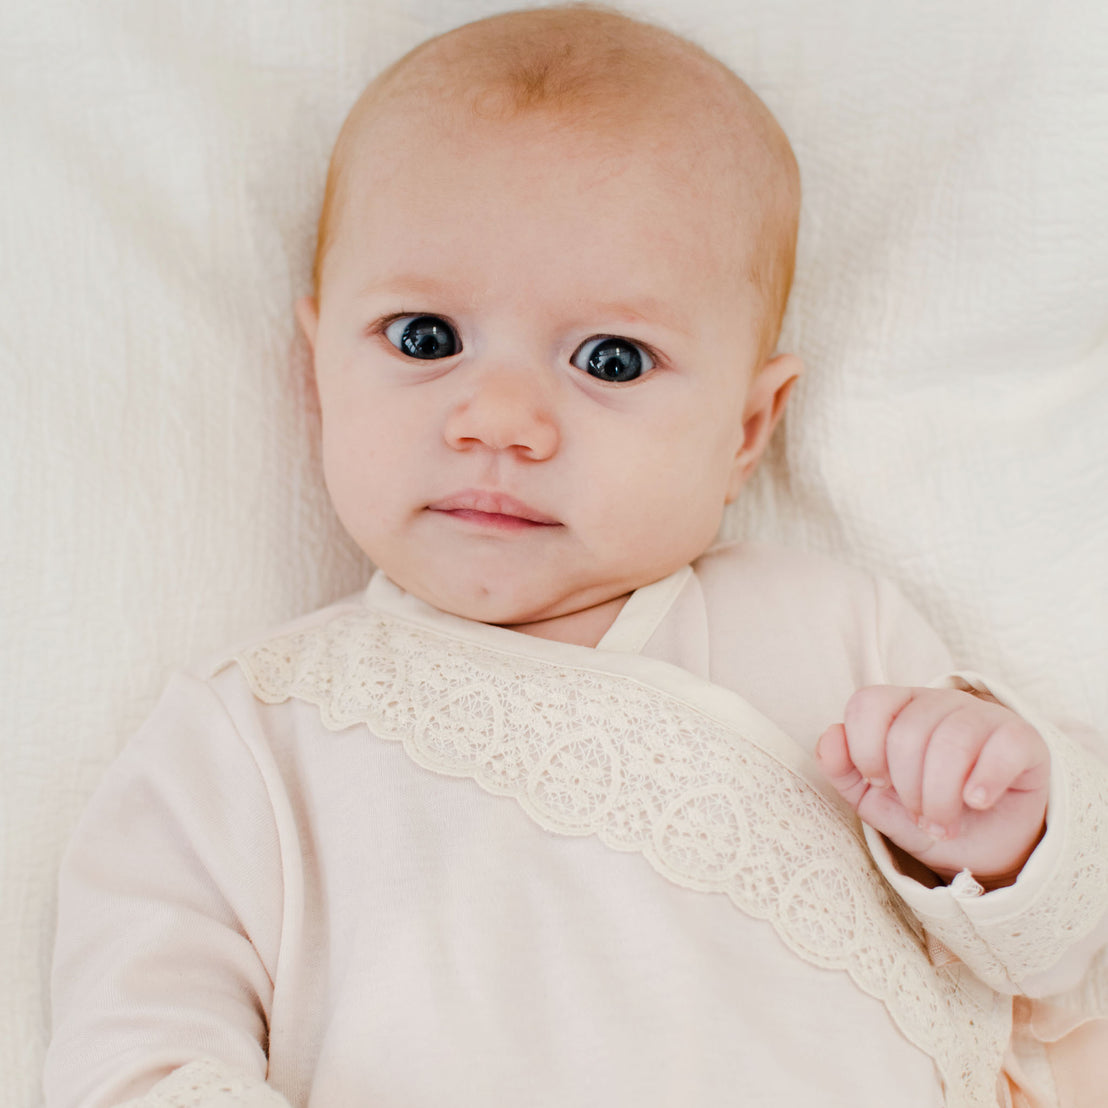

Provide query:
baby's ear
left=725, top=353, right=802, bottom=502
left=295, top=295, right=320, bottom=353
left=294, top=295, right=321, bottom=420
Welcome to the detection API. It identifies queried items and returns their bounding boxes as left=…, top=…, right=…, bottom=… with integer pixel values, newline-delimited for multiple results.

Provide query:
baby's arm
left=816, top=685, right=1050, bottom=888
left=816, top=670, right=1108, bottom=1020
left=44, top=672, right=290, bottom=1108
left=815, top=576, right=1108, bottom=1010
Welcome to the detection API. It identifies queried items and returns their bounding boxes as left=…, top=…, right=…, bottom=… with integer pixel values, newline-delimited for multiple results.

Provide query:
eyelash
left=379, top=313, right=462, bottom=360
left=374, top=313, right=660, bottom=383
left=570, top=335, right=656, bottom=384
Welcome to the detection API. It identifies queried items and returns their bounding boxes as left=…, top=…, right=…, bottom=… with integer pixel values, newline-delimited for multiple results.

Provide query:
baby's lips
left=428, top=489, right=560, bottom=525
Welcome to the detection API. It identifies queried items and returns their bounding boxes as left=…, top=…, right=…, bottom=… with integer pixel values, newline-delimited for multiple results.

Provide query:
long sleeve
left=867, top=581, right=1108, bottom=1000
left=113, top=1059, right=291, bottom=1108
left=44, top=674, right=287, bottom=1108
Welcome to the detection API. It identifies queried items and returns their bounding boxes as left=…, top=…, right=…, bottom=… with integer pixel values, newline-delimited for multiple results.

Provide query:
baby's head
left=298, top=4, right=802, bottom=645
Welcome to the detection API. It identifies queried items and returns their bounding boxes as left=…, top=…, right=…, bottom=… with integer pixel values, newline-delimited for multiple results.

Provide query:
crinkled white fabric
left=233, top=596, right=1009, bottom=1107
left=116, top=1061, right=290, bottom=1108
left=10, top=4, right=1108, bottom=1104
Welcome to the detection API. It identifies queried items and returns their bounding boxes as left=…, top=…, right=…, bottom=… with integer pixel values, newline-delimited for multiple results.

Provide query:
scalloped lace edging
left=235, top=608, right=1011, bottom=1107
left=116, top=1058, right=291, bottom=1108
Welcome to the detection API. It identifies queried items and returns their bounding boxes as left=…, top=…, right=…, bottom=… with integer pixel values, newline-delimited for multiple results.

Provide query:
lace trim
left=982, top=728, right=1108, bottom=972
left=116, top=1059, right=290, bottom=1108
left=233, top=607, right=1010, bottom=1107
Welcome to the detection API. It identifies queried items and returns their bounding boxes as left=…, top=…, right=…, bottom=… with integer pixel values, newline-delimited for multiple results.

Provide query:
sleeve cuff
left=117, top=1059, right=292, bottom=1108
left=865, top=670, right=1108, bottom=991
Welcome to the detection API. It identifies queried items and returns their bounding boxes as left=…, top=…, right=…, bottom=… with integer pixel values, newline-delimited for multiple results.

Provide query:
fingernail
left=867, top=777, right=888, bottom=790
left=920, top=820, right=948, bottom=841
left=966, top=786, right=988, bottom=809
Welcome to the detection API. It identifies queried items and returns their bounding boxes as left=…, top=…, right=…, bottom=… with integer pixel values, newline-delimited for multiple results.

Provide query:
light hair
left=312, top=4, right=800, bottom=365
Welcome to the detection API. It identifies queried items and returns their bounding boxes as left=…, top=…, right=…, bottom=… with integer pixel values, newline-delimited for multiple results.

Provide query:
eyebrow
left=356, top=274, right=455, bottom=302
left=356, top=276, right=693, bottom=342
left=584, top=297, right=693, bottom=340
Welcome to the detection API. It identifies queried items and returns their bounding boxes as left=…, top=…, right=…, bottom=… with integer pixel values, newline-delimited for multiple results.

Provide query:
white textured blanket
left=3, top=1, right=1105, bottom=1103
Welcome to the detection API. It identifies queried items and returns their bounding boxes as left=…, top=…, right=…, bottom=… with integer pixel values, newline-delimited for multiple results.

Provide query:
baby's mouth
left=427, top=490, right=561, bottom=530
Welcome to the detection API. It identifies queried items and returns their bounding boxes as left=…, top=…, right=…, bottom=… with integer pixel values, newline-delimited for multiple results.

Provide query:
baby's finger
left=882, top=690, right=965, bottom=817
left=840, top=686, right=916, bottom=789
left=918, top=705, right=994, bottom=838
left=962, top=717, right=1050, bottom=811
left=816, top=724, right=869, bottom=810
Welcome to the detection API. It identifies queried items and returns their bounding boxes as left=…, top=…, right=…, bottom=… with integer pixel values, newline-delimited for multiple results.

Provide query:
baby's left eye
left=571, top=336, right=654, bottom=383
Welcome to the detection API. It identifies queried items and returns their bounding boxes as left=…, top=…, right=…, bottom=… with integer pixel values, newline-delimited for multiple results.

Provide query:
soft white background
left=3, top=0, right=1105, bottom=1102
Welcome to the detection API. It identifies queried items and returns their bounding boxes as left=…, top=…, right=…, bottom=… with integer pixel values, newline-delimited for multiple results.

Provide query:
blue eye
left=571, top=336, right=653, bottom=382
left=385, top=315, right=459, bottom=359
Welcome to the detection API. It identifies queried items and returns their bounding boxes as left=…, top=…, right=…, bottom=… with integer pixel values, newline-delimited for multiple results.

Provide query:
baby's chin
left=401, top=574, right=631, bottom=646
left=424, top=585, right=571, bottom=629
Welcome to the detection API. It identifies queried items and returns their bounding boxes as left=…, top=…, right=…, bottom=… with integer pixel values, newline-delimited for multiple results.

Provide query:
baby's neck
left=502, top=593, right=630, bottom=648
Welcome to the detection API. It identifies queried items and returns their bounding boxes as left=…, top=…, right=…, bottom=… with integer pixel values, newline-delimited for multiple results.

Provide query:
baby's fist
left=817, top=687, right=1049, bottom=886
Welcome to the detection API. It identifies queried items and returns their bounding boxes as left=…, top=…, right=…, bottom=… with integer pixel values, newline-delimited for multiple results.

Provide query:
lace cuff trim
left=871, top=671, right=1108, bottom=990
left=116, top=1059, right=290, bottom=1108
left=228, top=602, right=1013, bottom=1106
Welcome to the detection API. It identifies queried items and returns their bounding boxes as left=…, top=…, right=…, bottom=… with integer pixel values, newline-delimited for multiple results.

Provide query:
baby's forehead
left=339, top=50, right=781, bottom=233
left=316, top=6, right=800, bottom=338
left=336, top=90, right=767, bottom=272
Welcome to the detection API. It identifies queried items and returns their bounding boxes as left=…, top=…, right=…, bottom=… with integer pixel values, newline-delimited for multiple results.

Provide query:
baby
left=45, top=6, right=1108, bottom=1108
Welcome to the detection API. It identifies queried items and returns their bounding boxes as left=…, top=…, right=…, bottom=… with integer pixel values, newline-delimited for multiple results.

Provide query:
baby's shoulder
left=692, top=541, right=948, bottom=681
left=694, top=540, right=884, bottom=611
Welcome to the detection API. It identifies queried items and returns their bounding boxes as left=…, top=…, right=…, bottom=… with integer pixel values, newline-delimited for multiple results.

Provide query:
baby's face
left=300, top=103, right=794, bottom=644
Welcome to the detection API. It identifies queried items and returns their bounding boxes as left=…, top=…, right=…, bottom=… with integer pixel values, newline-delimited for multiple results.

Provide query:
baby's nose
left=443, top=365, right=559, bottom=460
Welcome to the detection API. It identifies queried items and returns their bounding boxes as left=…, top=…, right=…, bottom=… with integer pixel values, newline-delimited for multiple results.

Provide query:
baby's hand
left=817, top=687, right=1049, bottom=887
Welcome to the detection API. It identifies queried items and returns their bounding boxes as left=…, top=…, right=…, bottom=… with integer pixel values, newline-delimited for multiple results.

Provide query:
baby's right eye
left=384, top=315, right=460, bottom=360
